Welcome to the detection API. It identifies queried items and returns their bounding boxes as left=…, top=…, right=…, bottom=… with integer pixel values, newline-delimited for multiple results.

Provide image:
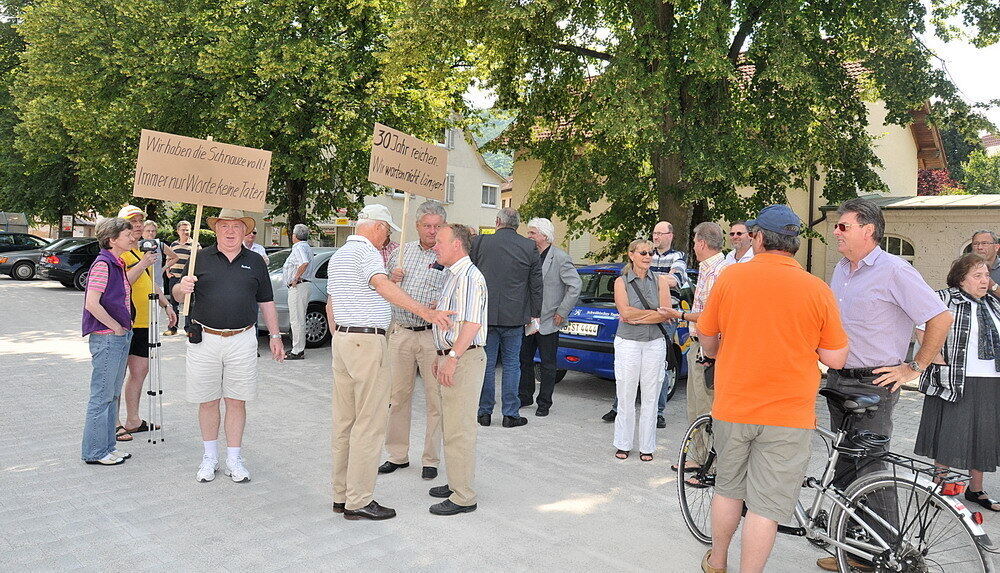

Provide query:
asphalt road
left=1, top=278, right=997, bottom=571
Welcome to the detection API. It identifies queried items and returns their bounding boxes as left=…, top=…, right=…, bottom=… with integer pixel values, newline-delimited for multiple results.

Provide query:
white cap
left=357, top=204, right=400, bottom=232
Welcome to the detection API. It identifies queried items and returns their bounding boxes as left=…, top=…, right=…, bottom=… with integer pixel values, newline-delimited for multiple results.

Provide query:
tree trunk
left=286, top=178, right=308, bottom=232
left=57, top=165, right=77, bottom=238
left=651, top=148, right=692, bottom=254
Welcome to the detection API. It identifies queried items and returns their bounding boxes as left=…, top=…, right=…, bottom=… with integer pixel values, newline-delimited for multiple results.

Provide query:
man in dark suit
left=470, top=208, right=543, bottom=428
left=519, top=217, right=581, bottom=417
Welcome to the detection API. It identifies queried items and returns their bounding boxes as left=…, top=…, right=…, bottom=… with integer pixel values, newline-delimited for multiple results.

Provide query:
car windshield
left=578, top=271, right=619, bottom=303
left=267, top=249, right=291, bottom=272
left=47, top=238, right=93, bottom=251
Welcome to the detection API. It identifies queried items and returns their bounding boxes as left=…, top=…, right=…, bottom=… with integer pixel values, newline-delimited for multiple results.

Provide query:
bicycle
left=676, top=388, right=997, bottom=572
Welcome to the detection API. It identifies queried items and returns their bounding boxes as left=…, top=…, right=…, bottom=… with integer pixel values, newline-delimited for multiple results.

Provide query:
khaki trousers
left=287, top=283, right=309, bottom=354
left=385, top=327, right=442, bottom=467
left=331, top=331, right=391, bottom=510
left=438, top=347, right=487, bottom=506
left=685, top=341, right=715, bottom=461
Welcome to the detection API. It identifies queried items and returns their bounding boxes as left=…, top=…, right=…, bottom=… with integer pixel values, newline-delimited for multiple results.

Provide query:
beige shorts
left=186, top=328, right=258, bottom=403
left=712, top=419, right=811, bottom=523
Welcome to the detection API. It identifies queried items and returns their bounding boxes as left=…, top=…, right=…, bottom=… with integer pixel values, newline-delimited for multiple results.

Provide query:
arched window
left=880, top=235, right=914, bottom=264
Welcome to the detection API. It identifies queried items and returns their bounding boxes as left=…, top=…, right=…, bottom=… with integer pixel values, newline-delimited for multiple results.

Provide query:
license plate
left=561, top=322, right=599, bottom=337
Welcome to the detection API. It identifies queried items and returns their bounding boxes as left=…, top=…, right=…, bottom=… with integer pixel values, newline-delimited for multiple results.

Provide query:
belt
left=335, top=325, right=387, bottom=336
left=201, top=324, right=254, bottom=337
left=403, top=325, right=431, bottom=332
left=436, top=345, right=481, bottom=356
left=831, top=367, right=889, bottom=379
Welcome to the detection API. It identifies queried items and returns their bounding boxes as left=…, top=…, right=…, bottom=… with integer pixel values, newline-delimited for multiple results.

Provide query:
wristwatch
left=447, top=349, right=459, bottom=359
left=907, top=360, right=925, bottom=373
left=269, top=334, right=282, bottom=340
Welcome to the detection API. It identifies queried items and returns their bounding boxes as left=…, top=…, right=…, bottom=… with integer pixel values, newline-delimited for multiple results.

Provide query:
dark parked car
left=0, top=247, right=47, bottom=280
left=36, top=237, right=100, bottom=290
left=0, top=231, right=49, bottom=254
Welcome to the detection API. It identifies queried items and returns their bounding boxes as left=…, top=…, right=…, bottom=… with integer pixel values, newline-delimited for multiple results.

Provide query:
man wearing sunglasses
left=816, top=197, right=952, bottom=572
left=723, top=222, right=754, bottom=264
left=243, top=229, right=269, bottom=265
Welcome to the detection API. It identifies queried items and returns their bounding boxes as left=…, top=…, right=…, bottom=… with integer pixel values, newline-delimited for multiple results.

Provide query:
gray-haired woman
left=915, top=253, right=1000, bottom=512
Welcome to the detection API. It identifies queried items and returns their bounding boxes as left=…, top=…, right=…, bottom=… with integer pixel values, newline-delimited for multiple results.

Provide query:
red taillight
left=941, top=482, right=967, bottom=496
left=973, top=511, right=984, bottom=525
left=565, top=356, right=581, bottom=363
left=46, top=255, right=60, bottom=264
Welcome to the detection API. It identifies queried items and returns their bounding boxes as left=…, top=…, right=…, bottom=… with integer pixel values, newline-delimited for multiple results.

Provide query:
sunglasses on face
left=834, top=223, right=858, bottom=232
left=729, top=231, right=744, bottom=237
left=632, top=250, right=652, bottom=256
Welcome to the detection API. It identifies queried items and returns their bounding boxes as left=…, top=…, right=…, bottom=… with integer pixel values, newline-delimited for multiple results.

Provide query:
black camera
left=138, top=239, right=159, bottom=252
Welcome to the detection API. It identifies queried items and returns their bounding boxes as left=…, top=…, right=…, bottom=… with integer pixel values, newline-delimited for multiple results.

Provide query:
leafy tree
left=917, top=168, right=962, bottom=195
left=963, top=150, right=1000, bottom=194
left=940, top=127, right=981, bottom=182
left=393, top=0, right=998, bottom=255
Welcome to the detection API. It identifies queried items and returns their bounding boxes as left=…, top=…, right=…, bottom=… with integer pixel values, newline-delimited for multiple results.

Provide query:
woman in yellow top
left=114, top=205, right=176, bottom=441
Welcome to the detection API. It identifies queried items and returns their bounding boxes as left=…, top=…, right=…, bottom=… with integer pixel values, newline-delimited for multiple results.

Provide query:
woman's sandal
left=115, top=426, right=133, bottom=442
left=640, top=453, right=653, bottom=462
left=615, top=449, right=630, bottom=460
left=965, top=490, right=1000, bottom=512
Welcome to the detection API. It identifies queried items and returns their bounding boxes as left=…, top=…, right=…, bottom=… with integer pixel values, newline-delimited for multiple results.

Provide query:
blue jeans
left=479, top=326, right=523, bottom=417
left=81, top=332, right=132, bottom=461
left=611, top=326, right=676, bottom=415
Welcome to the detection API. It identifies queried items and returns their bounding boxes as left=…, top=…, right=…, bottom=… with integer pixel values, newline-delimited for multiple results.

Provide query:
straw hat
left=206, top=209, right=256, bottom=234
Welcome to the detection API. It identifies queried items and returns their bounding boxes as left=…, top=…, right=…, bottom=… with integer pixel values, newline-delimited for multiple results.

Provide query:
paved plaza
left=2, top=278, right=998, bottom=571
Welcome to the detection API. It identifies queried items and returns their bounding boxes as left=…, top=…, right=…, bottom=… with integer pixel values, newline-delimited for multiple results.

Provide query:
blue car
left=544, top=263, right=695, bottom=402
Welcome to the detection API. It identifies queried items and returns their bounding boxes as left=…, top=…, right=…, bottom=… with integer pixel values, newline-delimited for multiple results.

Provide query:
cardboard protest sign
left=132, top=130, right=272, bottom=212
left=367, top=123, right=448, bottom=201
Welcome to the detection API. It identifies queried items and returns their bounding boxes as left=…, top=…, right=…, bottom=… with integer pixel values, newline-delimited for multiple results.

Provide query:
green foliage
left=392, top=0, right=997, bottom=257
left=963, top=150, right=1000, bottom=194
left=940, top=128, right=981, bottom=182
left=3, top=0, right=457, bottom=230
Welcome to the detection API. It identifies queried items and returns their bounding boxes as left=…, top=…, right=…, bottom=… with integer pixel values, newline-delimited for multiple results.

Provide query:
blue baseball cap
left=745, top=205, right=802, bottom=236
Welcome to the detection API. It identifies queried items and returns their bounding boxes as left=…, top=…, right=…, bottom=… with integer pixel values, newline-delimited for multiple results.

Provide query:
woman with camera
left=612, top=239, right=673, bottom=461
left=115, top=206, right=176, bottom=442
left=915, top=253, right=1000, bottom=512
left=81, top=218, right=147, bottom=464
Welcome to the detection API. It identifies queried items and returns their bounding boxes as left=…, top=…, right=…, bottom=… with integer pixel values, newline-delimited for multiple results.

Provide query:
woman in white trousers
left=612, top=240, right=672, bottom=461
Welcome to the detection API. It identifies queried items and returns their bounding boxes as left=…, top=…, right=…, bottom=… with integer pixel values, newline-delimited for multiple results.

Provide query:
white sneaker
left=110, top=449, right=132, bottom=460
left=197, top=456, right=219, bottom=482
left=225, top=455, right=251, bottom=483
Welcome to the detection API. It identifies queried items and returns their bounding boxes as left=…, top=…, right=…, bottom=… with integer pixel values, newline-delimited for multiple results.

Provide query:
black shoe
left=535, top=408, right=549, bottom=417
left=657, top=415, right=666, bottom=429
left=285, top=351, right=304, bottom=360
left=502, top=415, right=528, bottom=428
left=343, top=500, right=396, bottom=521
left=602, top=409, right=617, bottom=422
left=378, top=460, right=409, bottom=474
left=422, top=467, right=438, bottom=480
left=332, top=502, right=346, bottom=513
left=429, top=484, right=453, bottom=498
left=430, top=499, right=477, bottom=516
left=477, top=414, right=491, bottom=427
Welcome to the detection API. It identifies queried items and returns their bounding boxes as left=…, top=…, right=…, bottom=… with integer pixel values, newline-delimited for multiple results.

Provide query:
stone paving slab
left=1, top=278, right=997, bottom=571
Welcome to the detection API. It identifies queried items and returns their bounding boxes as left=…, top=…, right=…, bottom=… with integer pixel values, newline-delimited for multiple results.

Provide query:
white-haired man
left=283, top=223, right=314, bottom=360
left=173, top=209, right=285, bottom=484
left=325, top=204, right=454, bottom=520
left=379, top=200, right=448, bottom=481
left=518, top=218, right=581, bottom=416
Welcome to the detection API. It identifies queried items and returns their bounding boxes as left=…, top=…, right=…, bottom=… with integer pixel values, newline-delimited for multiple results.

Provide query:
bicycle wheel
left=677, top=414, right=716, bottom=544
left=829, top=473, right=992, bottom=572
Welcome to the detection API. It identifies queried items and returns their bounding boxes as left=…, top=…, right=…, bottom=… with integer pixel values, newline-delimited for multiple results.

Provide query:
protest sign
left=367, top=123, right=447, bottom=201
left=132, top=129, right=272, bottom=212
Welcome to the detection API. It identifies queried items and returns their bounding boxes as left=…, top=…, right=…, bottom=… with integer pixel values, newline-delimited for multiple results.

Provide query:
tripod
left=146, top=292, right=165, bottom=444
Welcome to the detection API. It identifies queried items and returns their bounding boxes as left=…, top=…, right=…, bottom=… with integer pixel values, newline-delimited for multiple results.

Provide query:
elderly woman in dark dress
left=915, top=253, right=1000, bottom=512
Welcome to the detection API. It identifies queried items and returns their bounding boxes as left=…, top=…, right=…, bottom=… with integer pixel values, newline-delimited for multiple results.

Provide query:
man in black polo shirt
left=173, top=209, right=284, bottom=485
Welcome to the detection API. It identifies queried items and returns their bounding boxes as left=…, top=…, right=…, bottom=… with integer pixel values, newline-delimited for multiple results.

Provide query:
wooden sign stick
left=396, top=191, right=411, bottom=269
left=180, top=203, right=203, bottom=317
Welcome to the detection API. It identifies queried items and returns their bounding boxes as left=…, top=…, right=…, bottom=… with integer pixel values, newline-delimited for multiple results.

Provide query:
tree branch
left=728, top=3, right=769, bottom=64
left=551, top=42, right=613, bottom=62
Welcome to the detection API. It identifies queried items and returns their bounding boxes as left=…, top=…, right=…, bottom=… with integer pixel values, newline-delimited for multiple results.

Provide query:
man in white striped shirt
left=426, top=223, right=488, bottom=516
left=325, top=204, right=453, bottom=521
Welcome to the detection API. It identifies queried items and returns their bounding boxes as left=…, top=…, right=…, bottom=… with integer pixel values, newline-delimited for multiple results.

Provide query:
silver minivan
left=256, top=247, right=337, bottom=348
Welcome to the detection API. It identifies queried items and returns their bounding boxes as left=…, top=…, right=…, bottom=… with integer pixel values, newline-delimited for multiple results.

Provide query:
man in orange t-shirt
left=696, top=205, right=849, bottom=573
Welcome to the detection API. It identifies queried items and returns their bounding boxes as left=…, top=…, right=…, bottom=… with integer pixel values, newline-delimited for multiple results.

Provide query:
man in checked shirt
left=378, top=200, right=449, bottom=481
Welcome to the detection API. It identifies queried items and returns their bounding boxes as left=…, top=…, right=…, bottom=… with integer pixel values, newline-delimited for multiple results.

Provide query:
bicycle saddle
left=819, top=388, right=880, bottom=414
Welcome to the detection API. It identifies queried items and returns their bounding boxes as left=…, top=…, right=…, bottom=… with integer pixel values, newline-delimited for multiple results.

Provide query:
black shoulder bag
left=626, top=276, right=677, bottom=370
